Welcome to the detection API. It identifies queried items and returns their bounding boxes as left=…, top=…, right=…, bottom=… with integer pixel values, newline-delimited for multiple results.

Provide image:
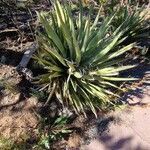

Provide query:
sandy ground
left=0, top=64, right=39, bottom=140
left=0, top=93, right=38, bottom=140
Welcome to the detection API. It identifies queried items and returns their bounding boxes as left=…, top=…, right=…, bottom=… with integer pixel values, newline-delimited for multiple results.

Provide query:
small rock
left=0, top=93, right=20, bottom=107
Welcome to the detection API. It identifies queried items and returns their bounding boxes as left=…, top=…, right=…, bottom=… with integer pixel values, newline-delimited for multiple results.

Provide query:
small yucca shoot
left=34, top=0, right=137, bottom=117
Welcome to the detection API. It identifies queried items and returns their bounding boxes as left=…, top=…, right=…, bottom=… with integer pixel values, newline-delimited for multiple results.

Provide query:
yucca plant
left=34, top=0, right=137, bottom=117
left=110, top=5, right=149, bottom=45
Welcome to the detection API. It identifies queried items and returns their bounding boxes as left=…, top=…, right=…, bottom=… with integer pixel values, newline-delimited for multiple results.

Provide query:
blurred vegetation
left=0, top=0, right=38, bottom=8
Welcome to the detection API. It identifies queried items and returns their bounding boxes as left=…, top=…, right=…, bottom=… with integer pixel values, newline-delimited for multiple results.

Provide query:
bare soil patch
left=0, top=64, right=39, bottom=141
left=0, top=96, right=38, bottom=140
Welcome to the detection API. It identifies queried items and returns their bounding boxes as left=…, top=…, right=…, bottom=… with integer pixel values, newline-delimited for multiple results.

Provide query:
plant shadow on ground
left=94, top=117, right=149, bottom=149
left=89, top=112, right=150, bottom=150
left=96, top=117, right=135, bottom=150
left=96, top=134, right=149, bottom=150
left=119, top=61, right=150, bottom=106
